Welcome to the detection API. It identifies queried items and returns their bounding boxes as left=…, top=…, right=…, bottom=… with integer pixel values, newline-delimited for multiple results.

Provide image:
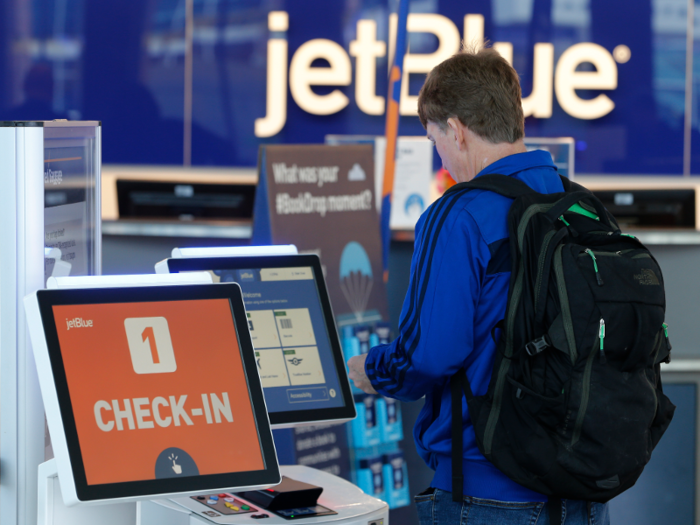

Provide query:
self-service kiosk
left=5, top=121, right=387, bottom=524
left=149, top=246, right=389, bottom=523
left=26, top=272, right=283, bottom=519
left=155, top=247, right=358, bottom=429
left=25, top=252, right=389, bottom=524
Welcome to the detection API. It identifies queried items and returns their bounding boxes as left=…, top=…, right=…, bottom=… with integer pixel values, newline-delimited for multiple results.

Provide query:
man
left=347, top=47, right=610, bottom=524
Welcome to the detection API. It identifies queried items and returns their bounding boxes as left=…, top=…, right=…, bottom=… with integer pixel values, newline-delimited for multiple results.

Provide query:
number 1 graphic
left=142, top=326, right=160, bottom=364
left=126, top=317, right=176, bottom=374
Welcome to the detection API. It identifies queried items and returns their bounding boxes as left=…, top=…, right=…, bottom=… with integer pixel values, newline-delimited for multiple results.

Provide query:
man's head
left=418, top=46, right=524, bottom=143
left=418, top=46, right=527, bottom=182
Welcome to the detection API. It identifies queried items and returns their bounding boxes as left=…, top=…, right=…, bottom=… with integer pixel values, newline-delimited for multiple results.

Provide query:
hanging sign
left=252, top=144, right=388, bottom=328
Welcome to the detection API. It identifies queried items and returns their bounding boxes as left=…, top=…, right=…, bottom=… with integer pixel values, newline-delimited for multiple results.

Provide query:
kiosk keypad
left=192, top=494, right=259, bottom=515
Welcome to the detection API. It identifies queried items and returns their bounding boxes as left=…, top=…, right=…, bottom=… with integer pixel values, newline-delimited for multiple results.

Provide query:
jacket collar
left=475, top=150, right=557, bottom=179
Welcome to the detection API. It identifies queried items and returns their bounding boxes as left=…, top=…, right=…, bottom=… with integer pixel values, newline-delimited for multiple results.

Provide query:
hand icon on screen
left=169, top=453, right=182, bottom=474
left=156, top=448, right=199, bottom=479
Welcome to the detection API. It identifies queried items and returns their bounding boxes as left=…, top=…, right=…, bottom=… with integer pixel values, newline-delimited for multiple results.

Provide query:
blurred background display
left=1, top=0, right=699, bottom=173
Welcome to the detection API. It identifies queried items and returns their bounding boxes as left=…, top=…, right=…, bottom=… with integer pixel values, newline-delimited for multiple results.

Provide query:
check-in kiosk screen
left=52, top=298, right=264, bottom=486
left=212, top=267, right=344, bottom=414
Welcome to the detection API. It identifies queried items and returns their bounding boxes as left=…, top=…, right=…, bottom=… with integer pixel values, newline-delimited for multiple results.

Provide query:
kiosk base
left=37, top=460, right=137, bottom=525
left=158, top=465, right=388, bottom=524
left=38, top=463, right=389, bottom=525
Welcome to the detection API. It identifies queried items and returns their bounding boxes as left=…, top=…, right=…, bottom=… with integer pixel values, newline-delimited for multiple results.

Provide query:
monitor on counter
left=158, top=254, right=357, bottom=428
left=24, top=283, right=280, bottom=506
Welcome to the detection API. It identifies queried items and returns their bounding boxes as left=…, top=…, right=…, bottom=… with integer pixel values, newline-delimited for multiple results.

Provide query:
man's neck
left=469, top=138, right=527, bottom=179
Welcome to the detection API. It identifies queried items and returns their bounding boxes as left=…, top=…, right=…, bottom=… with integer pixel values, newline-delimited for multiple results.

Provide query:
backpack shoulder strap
left=451, top=370, right=466, bottom=502
left=445, top=173, right=584, bottom=200
left=559, top=174, right=589, bottom=194
left=445, top=174, right=537, bottom=200
left=450, top=368, right=475, bottom=503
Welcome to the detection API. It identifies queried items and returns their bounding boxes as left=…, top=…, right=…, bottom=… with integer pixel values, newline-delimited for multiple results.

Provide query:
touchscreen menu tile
left=255, top=349, right=291, bottom=387
left=283, top=347, right=326, bottom=386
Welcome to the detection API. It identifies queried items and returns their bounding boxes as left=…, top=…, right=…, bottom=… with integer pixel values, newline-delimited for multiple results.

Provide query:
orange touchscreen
left=53, top=299, right=264, bottom=486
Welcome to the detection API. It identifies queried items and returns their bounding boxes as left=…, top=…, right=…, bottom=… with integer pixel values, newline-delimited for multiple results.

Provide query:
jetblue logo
left=237, top=270, right=257, bottom=282
left=66, top=317, right=93, bottom=330
left=255, top=11, right=629, bottom=137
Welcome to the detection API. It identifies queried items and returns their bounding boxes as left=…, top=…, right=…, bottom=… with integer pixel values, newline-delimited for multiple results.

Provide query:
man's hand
left=347, top=354, right=378, bottom=395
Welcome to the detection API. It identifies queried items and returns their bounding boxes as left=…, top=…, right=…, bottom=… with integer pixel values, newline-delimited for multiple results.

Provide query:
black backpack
left=446, top=175, right=675, bottom=513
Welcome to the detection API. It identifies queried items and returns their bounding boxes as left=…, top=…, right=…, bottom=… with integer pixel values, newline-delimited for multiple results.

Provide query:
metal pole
left=380, top=0, right=409, bottom=281
left=183, top=0, right=194, bottom=166
left=683, top=0, right=695, bottom=176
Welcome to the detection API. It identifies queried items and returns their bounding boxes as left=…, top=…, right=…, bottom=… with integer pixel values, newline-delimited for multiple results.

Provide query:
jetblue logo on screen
left=66, top=317, right=93, bottom=330
left=236, top=270, right=257, bottom=282
left=255, top=11, right=630, bottom=137
left=124, top=317, right=177, bottom=374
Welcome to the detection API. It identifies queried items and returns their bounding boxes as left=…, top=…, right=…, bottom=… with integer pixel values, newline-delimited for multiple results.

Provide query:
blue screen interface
left=212, top=266, right=344, bottom=413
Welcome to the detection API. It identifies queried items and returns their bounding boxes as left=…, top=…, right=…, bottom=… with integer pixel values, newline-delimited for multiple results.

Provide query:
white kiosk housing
left=0, top=120, right=101, bottom=525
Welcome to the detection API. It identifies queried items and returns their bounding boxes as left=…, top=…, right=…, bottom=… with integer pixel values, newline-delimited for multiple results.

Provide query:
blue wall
left=1, top=0, right=699, bottom=174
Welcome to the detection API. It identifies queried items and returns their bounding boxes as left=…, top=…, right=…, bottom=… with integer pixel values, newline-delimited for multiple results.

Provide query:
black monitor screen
left=164, top=255, right=356, bottom=427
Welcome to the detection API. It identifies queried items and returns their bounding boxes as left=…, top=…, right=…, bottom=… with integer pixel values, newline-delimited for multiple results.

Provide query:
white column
left=0, top=125, right=47, bottom=525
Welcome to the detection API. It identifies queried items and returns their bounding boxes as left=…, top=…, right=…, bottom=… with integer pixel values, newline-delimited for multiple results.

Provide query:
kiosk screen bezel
left=164, top=254, right=356, bottom=427
left=35, top=283, right=279, bottom=502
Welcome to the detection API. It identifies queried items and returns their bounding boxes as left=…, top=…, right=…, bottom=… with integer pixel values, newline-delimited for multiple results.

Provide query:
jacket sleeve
left=364, top=201, right=491, bottom=401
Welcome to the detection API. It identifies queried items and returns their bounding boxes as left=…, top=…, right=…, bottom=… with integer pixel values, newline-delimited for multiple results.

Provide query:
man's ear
left=446, top=117, right=467, bottom=151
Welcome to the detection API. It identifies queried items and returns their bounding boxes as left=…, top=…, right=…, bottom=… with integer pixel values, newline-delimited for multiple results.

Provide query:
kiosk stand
left=38, top=459, right=137, bottom=525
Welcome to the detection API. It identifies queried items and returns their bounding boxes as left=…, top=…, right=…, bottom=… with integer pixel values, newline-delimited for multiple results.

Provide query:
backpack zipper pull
left=558, top=215, right=578, bottom=236
left=663, top=322, right=672, bottom=352
left=599, top=318, right=607, bottom=363
left=585, top=249, right=604, bottom=286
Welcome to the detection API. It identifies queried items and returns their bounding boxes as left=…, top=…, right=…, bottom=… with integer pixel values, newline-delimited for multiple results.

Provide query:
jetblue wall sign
left=255, top=11, right=631, bottom=138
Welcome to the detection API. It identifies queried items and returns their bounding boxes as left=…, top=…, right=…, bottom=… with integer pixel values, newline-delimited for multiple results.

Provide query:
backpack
left=446, top=174, right=675, bottom=513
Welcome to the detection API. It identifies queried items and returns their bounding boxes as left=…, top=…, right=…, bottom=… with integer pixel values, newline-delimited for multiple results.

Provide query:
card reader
left=238, top=477, right=322, bottom=510
left=237, top=477, right=337, bottom=520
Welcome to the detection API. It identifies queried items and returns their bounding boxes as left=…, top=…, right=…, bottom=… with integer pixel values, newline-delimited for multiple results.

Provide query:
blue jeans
left=415, top=488, right=610, bottom=525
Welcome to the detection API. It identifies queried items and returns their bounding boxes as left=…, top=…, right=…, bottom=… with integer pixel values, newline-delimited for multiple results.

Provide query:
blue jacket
left=365, top=150, right=564, bottom=502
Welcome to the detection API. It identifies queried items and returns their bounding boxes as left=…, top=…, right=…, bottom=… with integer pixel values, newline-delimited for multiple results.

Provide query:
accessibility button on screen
left=286, top=387, right=329, bottom=403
